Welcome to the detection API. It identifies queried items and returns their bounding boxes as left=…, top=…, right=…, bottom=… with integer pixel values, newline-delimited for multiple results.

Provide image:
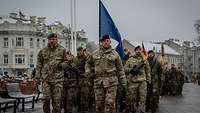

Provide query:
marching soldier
left=177, top=67, right=184, bottom=95
left=124, top=45, right=151, bottom=113
left=85, top=35, right=127, bottom=113
left=117, top=48, right=131, bottom=112
left=74, top=47, right=90, bottom=113
left=161, top=64, right=169, bottom=96
left=146, top=50, right=162, bottom=113
left=62, top=51, right=78, bottom=113
left=35, top=33, right=67, bottom=113
left=168, top=64, right=178, bottom=96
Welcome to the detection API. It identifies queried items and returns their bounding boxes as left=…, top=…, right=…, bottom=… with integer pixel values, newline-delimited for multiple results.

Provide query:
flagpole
left=99, top=0, right=101, bottom=44
left=74, top=0, right=77, bottom=55
left=70, top=0, right=74, bottom=54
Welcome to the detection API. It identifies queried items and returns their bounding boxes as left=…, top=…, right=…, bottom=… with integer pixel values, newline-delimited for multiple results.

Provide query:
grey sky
left=0, top=0, right=200, bottom=42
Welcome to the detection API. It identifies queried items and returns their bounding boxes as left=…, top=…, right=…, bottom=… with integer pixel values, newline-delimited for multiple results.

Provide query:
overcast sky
left=1, top=0, right=200, bottom=42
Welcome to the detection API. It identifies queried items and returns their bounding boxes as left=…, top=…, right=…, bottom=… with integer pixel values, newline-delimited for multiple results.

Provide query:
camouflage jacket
left=63, top=54, right=78, bottom=87
left=74, top=54, right=90, bottom=86
left=148, top=57, right=162, bottom=89
left=35, top=44, right=67, bottom=83
left=85, top=46, right=127, bottom=88
left=177, top=70, right=184, bottom=85
left=124, top=54, right=151, bottom=83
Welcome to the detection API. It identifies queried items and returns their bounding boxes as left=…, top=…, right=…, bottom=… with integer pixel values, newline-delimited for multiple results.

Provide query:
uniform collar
left=100, top=45, right=113, bottom=53
left=48, top=43, right=59, bottom=49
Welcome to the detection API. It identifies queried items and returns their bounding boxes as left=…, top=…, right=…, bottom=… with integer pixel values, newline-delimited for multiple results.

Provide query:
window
left=37, top=39, right=40, bottom=48
left=30, top=54, right=33, bottom=64
left=15, top=54, right=25, bottom=64
left=16, top=37, right=24, bottom=47
left=30, top=38, right=34, bottom=48
left=3, top=38, right=8, bottom=48
left=3, top=55, right=8, bottom=64
left=42, top=39, right=46, bottom=47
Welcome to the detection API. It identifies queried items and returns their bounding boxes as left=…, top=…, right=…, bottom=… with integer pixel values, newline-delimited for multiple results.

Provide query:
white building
left=0, top=14, right=87, bottom=76
left=164, top=38, right=200, bottom=78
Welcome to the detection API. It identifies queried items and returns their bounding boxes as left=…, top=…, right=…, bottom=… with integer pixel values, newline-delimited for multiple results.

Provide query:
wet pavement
left=3, top=83, right=200, bottom=113
left=158, top=83, right=200, bottom=113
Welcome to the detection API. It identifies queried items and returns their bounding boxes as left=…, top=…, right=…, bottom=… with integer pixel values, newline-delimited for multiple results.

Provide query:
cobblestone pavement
left=3, top=83, right=200, bottom=113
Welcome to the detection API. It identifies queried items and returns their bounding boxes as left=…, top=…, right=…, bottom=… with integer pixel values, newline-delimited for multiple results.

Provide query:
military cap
left=134, top=45, right=141, bottom=51
left=47, top=33, right=57, bottom=39
left=100, top=34, right=110, bottom=41
left=77, top=46, right=83, bottom=51
left=148, top=50, right=154, bottom=54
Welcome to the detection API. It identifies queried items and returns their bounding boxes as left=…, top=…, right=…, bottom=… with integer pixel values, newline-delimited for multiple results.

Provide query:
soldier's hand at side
left=35, top=79, right=41, bottom=85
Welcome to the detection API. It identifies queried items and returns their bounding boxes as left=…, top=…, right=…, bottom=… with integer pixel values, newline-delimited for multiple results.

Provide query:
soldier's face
left=102, top=39, right=111, bottom=48
left=148, top=52, right=155, bottom=59
left=48, top=37, right=58, bottom=46
left=78, top=49, right=84, bottom=56
left=135, top=48, right=141, bottom=55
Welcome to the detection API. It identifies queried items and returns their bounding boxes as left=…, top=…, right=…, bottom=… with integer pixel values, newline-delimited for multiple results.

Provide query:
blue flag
left=99, top=0, right=125, bottom=58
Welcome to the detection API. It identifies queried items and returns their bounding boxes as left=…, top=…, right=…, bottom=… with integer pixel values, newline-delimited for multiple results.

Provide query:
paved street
left=4, top=83, right=200, bottom=113
left=158, top=83, right=200, bottom=113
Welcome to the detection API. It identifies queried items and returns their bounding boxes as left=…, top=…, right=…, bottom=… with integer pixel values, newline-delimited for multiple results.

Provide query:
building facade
left=164, top=38, right=200, bottom=79
left=0, top=14, right=87, bottom=76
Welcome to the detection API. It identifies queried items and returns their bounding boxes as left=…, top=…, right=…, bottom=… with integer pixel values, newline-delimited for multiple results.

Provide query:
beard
left=148, top=57, right=154, bottom=61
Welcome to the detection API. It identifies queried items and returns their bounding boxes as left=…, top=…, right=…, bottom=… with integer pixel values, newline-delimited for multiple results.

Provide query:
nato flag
left=99, top=0, right=125, bottom=58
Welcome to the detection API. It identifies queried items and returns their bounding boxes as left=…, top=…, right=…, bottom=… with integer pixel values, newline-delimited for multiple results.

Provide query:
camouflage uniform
left=73, top=53, right=91, bottom=113
left=168, top=67, right=178, bottom=95
left=177, top=69, right=184, bottom=95
left=35, top=43, right=66, bottom=113
left=85, top=45, right=127, bottom=113
left=62, top=54, right=79, bottom=113
left=124, top=54, right=151, bottom=113
left=161, top=67, right=169, bottom=95
left=146, top=57, right=162, bottom=113
left=117, top=52, right=130, bottom=112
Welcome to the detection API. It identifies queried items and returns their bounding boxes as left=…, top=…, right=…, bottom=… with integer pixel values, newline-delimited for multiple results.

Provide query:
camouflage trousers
left=169, top=82, right=178, bottom=95
left=42, top=81, right=63, bottom=113
left=177, top=83, right=183, bottom=95
left=94, top=86, right=117, bottom=113
left=116, top=85, right=126, bottom=112
left=78, top=86, right=90, bottom=113
left=126, top=81, right=147, bottom=113
left=61, top=84, right=79, bottom=113
left=146, top=84, right=159, bottom=113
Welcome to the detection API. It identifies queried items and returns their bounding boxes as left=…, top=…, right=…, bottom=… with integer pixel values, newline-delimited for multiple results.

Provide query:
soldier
left=34, top=33, right=67, bottom=113
left=117, top=48, right=131, bottom=112
left=85, top=34, right=127, bottom=113
left=123, top=48, right=131, bottom=65
left=146, top=50, right=162, bottom=113
left=74, top=47, right=90, bottom=113
left=62, top=51, right=79, bottom=113
left=160, top=64, right=169, bottom=96
left=177, top=67, right=184, bottom=95
left=168, top=64, right=178, bottom=96
left=124, top=45, right=151, bottom=113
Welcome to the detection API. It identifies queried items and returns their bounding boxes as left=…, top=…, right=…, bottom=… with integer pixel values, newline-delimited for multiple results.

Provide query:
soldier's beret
left=134, top=46, right=141, bottom=51
left=77, top=46, right=83, bottom=51
left=148, top=50, right=154, bottom=54
left=100, top=34, right=110, bottom=41
left=47, top=33, right=57, bottom=39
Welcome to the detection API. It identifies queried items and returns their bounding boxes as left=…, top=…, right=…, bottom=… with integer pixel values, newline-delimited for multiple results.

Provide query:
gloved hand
left=34, top=79, right=41, bottom=85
